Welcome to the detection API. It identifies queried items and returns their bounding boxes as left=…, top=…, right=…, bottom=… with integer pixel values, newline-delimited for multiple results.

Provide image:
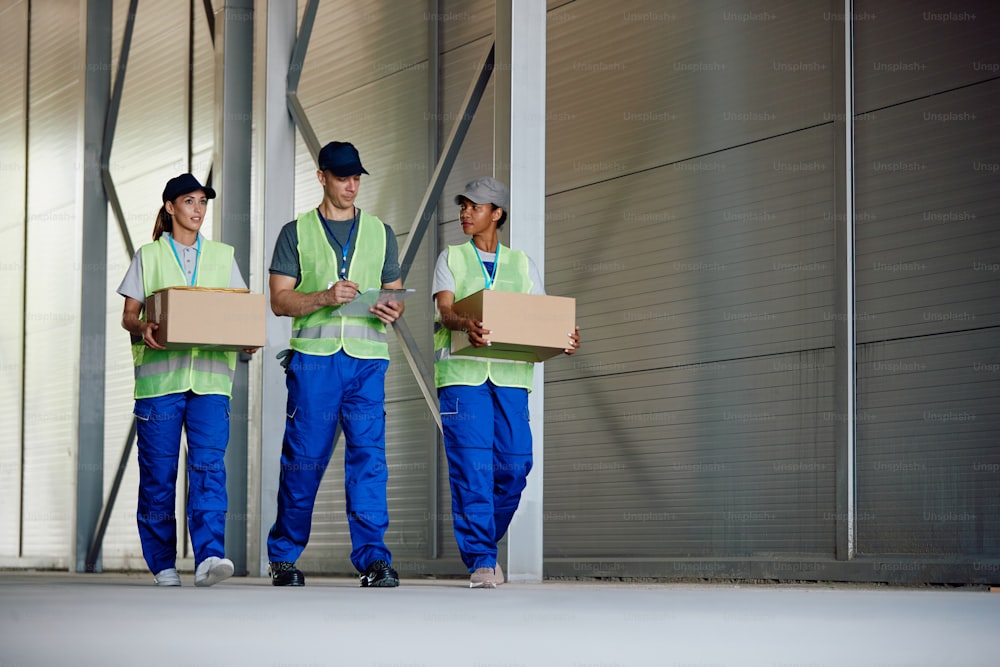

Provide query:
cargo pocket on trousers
left=439, top=397, right=459, bottom=417
left=133, top=402, right=153, bottom=423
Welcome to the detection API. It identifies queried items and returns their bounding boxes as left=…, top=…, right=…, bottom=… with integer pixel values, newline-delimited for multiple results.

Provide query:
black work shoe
left=269, top=561, right=305, bottom=587
left=360, top=559, right=399, bottom=588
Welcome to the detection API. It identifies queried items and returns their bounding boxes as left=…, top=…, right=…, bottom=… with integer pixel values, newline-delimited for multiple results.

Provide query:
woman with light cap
left=117, top=173, right=257, bottom=587
left=432, top=176, right=581, bottom=588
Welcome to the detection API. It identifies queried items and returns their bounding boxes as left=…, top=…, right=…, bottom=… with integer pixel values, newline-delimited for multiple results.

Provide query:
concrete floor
left=0, top=571, right=997, bottom=667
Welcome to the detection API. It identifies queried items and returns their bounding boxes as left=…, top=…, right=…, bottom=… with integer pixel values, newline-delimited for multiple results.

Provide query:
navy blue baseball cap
left=318, top=141, right=369, bottom=177
left=162, top=173, right=216, bottom=203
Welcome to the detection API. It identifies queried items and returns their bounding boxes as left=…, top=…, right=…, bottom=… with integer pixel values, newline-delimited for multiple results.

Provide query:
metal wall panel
left=545, top=127, right=836, bottom=382
left=20, top=0, right=85, bottom=561
left=0, top=0, right=28, bottom=560
left=546, top=0, right=835, bottom=194
left=545, top=351, right=835, bottom=558
left=854, top=0, right=1000, bottom=114
left=854, top=81, right=1000, bottom=342
left=857, top=331, right=1000, bottom=555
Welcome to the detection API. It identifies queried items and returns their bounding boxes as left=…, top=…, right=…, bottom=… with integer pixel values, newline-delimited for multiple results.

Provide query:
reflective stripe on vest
left=132, top=236, right=238, bottom=399
left=433, top=242, right=535, bottom=390
left=292, top=323, right=388, bottom=343
left=290, top=209, right=389, bottom=359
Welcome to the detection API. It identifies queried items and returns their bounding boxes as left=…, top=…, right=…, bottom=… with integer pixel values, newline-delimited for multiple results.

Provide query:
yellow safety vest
left=290, top=209, right=389, bottom=359
left=434, top=241, right=535, bottom=390
left=132, top=236, right=237, bottom=399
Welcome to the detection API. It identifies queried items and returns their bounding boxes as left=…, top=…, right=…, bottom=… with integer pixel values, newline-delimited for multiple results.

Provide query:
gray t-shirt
left=269, top=209, right=401, bottom=285
left=116, top=232, right=247, bottom=304
left=432, top=244, right=545, bottom=297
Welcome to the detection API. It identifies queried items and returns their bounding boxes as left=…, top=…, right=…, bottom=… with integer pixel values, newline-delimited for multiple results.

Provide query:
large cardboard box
left=146, top=287, right=266, bottom=351
left=450, top=289, right=576, bottom=362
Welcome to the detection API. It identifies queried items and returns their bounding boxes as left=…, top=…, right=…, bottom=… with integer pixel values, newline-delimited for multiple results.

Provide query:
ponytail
left=152, top=205, right=172, bottom=240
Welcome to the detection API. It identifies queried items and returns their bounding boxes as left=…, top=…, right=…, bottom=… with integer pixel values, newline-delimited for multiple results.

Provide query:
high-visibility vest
left=132, top=235, right=237, bottom=399
left=290, top=209, right=389, bottom=359
left=434, top=241, right=535, bottom=390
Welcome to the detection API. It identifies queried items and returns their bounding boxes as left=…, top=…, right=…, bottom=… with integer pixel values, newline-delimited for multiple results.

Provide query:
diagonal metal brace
left=286, top=0, right=321, bottom=161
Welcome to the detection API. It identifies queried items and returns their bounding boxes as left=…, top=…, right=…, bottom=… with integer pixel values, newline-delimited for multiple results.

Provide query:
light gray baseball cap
left=454, top=176, right=510, bottom=212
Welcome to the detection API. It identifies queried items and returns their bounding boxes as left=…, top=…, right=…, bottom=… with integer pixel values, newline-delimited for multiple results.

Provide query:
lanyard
left=470, top=239, right=500, bottom=289
left=319, top=207, right=358, bottom=280
left=168, top=233, right=201, bottom=286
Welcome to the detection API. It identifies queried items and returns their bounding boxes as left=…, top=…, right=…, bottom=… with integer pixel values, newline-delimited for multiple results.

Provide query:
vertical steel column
left=214, top=0, right=254, bottom=576
left=76, top=0, right=112, bottom=573
left=426, top=0, right=441, bottom=560
left=833, top=0, right=857, bottom=560
left=255, top=0, right=297, bottom=577
left=494, top=0, right=547, bottom=583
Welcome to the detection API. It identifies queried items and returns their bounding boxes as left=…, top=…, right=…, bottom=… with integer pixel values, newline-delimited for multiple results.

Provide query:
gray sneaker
left=194, top=556, right=234, bottom=587
left=154, top=568, right=181, bottom=587
left=494, top=562, right=504, bottom=586
left=470, top=567, right=497, bottom=589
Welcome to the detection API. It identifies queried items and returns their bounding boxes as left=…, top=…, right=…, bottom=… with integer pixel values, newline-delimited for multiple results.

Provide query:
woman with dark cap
left=432, top=176, right=580, bottom=588
left=116, top=173, right=256, bottom=587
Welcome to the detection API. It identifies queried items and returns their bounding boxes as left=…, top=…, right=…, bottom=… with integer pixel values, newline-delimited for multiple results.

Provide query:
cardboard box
left=450, top=289, right=576, bottom=362
left=146, top=287, right=266, bottom=351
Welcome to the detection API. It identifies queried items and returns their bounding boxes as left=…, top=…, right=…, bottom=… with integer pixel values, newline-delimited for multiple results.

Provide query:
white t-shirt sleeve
left=116, top=249, right=146, bottom=305
left=527, top=255, right=545, bottom=295
left=432, top=248, right=455, bottom=297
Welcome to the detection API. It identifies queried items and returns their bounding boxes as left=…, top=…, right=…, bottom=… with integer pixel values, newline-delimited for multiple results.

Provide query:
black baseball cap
left=162, top=173, right=216, bottom=203
left=318, top=141, right=369, bottom=177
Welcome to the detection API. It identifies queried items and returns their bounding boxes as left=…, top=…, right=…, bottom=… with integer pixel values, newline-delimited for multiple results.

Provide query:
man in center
left=266, top=141, right=404, bottom=587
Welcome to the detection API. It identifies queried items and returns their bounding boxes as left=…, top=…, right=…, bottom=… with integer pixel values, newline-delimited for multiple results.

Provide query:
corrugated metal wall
left=539, top=0, right=842, bottom=569
left=17, top=0, right=86, bottom=565
left=0, top=0, right=29, bottom=564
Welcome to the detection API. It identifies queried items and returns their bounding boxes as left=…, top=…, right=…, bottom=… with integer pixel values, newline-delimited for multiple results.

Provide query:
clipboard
left=334, top=288, right=415, bottom=317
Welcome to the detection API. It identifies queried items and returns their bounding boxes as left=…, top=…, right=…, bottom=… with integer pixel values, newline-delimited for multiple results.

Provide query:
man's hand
left=371, top=298, right=404, bottom=325
left=327, top=280, right=360, bottom=306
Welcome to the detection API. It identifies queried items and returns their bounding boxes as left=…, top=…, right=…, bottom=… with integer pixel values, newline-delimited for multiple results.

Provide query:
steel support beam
left=494, top=0, right=547, bottom=583
left=255, top=0, right=298, bottom=578
left=833, top=0, right=857, bottom=561
left=214, top=0, right=254, bottom=576
left=85, top=0, right=139, bottom=574
left=77, top=0, right=112, bottom=573
left=424, top=0, right=441, bottom=560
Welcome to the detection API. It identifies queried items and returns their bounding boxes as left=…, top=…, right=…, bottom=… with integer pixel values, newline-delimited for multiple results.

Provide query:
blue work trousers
left=267, top=350, right=392, bottom=572
left=438, top=382, right=533, bottom=571
left=134, top=391, right=229, bottom=574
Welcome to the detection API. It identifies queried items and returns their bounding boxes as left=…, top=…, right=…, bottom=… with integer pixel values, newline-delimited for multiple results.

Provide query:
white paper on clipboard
left=334, top=288, right=415, bottom=317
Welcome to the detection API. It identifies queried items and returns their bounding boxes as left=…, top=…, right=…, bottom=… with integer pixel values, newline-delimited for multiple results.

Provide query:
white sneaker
left=470, top=567, right=497, bottom=589
left=154, top=568, right=181, bottom=587
left=194, top=557, right=234, bottom=587
left=494, top=562, right=504, bottom=586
